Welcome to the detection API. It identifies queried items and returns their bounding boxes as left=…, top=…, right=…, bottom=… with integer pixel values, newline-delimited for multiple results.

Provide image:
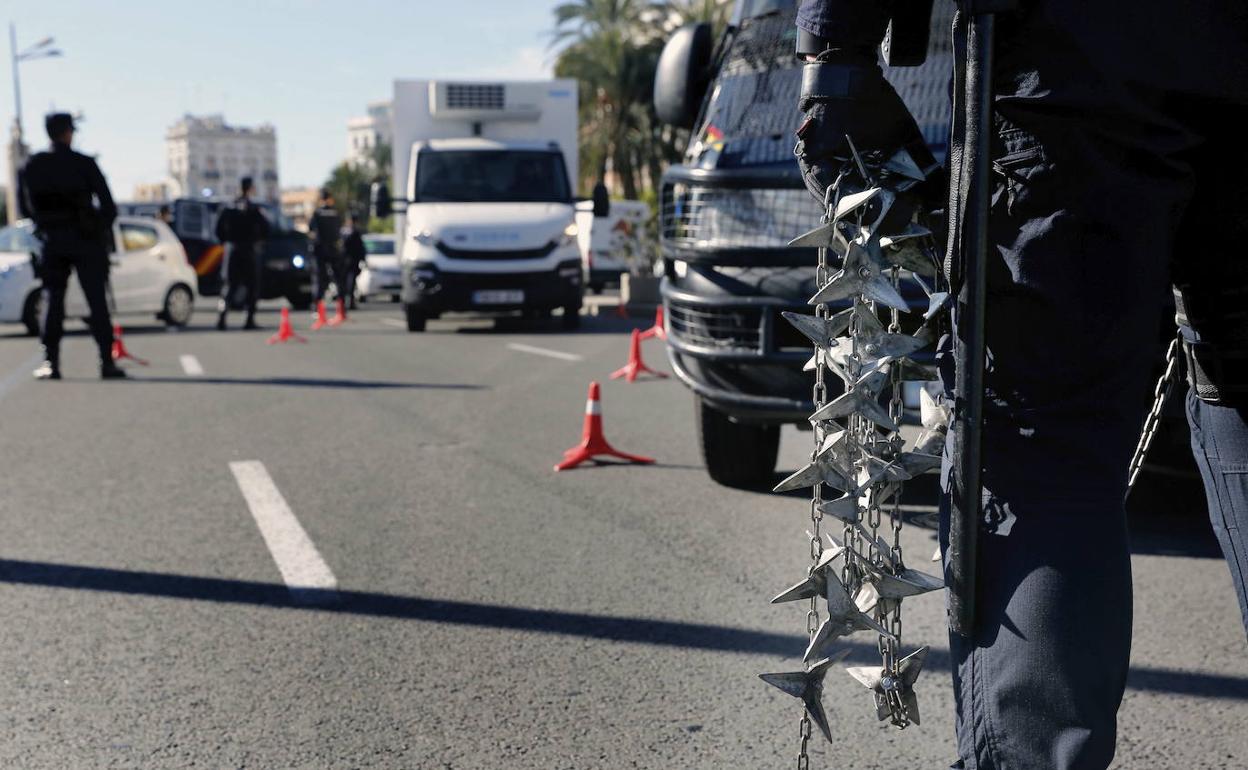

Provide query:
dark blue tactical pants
left=939, top=3, right=1248, bottom=768
left=40, top=243, right=114, bottom=364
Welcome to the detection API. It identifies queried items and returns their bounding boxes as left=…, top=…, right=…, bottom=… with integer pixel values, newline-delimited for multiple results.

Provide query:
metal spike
left=808, top=238, right=910, bottom=312
left=893, top=358, right=938, bottom=382
left=845, top=646, right=929, bottom=726
left=788, top=221, right=851, bottom=254
left=810, top=385, right=898, bottom=431
left=782, top=308, right=854, bottom=351
left=803, top=571, right=896, bottom=662
left=859, top=561, right=945, bottom=600
left=773, top=430, right=855, bottom=493
left=769, top=545, right=846, bottom=604
left=924, top=291, right=952, bottom=321
left=879, top=225, right=938, bottom=276
left=920, top=388, right=951, bottom=431
left=883, top=149, right=928, bottom=182
left=759, top=650, right=852, bottom=745
left=833, top=187, right=881, bottom=222
left=817, top=494, right=861, bottom=523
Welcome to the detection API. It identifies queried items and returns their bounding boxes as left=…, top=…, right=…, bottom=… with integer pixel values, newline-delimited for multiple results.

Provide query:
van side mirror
left=592, top=182, right=610, bottom=218
left=653, top=23, right=713, bottom=129
left=370, top=182, right=394, bottom=216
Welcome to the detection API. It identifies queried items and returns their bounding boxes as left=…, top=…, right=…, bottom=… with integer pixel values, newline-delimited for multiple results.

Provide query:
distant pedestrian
left=343, top=214, right=366, bottom=310
left=157, top=204, right=173, bottom=225
left=18, top=112, right=126, bottom=380
left=214, top=176, right=270, bottom=330
left=307, top=189, right=342, bottom=316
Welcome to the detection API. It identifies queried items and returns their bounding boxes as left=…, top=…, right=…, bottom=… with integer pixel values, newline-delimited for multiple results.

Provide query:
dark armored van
left=653, top=0, right=953, bottom=487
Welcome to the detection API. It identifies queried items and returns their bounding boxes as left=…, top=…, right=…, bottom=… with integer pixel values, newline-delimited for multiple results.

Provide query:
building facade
left=346, top=101, right=392, bottom=169
left=280, top=186, right=320, bottom=232
left=166, top=114, right=279, bottom=203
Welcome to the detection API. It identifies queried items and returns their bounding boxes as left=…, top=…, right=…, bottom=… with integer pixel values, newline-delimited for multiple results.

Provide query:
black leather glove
left=794, top=50, right=927, bottom=205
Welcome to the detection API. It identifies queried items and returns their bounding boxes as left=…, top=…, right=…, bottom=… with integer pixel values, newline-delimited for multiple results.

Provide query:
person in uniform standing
left=793, top=1, right=1248, bottom=767
left=307, top=189, right=342, bottom=317
left=18, top=113, right=125, bottom=380
left=343, top=213, right=366, bottom=310
left=214, top=176, right=270, bottom=330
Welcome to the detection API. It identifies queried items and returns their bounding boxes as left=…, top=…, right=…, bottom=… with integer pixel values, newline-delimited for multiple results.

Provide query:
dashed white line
left=229, top=460, right=339, bottom=604
left=506, top=343, right=583, bottom=362
left=179, top=354, right=204, bottom=376
left=379, top=318, right=408, bottom=329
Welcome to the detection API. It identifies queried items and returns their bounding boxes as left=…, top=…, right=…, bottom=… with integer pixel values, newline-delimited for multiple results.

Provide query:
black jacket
left=344, top=230, right=366, bottom=269
left=18, top=143, right=117, bottom=250
left=215, top=197, right=270, bottom=258
left=308, top=205, right=342, bottom=256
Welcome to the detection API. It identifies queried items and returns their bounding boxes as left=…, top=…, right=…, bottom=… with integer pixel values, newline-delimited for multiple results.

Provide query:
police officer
left=342, top=213, right=366, bottom=310
left=214, top=176, right=270, bottom=330
left=794, top=1, right=1248, bottom=767
left=307, top=188, right=342, bottom=315
left=18, top=113, right=125, bottom=380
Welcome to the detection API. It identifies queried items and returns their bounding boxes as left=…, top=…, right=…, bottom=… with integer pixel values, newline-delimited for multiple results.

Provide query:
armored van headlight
left=560, top=222, right=578, bottom=247
left=291, top=254, right=306, bottom=268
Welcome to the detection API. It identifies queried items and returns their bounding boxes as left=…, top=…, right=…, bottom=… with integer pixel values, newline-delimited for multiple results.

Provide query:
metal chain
left=1125, top=332, right=1182, bottom=498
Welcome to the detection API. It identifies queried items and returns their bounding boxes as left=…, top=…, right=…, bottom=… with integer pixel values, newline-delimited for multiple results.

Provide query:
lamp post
left=7, top=23, right=61, bottom=223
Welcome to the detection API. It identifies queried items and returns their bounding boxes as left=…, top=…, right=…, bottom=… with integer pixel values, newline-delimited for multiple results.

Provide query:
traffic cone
left=610, top=328, right=668, bottom=383
left=555, top=381, right=655, bottom=471
left=328, top=297, right=347, bottom=326
left=111, top=325, right=149, bottom=365
left=310, top=300, right=329, bottom=330
left=639, top=306, right=667, bottom=341
left=616, top=300, right=629, bottom=319
left=267, top=307, right=308, bottom=344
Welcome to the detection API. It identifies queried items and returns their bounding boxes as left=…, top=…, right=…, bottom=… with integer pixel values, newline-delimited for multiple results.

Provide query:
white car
left=0, top=217, right=198, bottom=336
left=356, top=233, right=400, bottom=302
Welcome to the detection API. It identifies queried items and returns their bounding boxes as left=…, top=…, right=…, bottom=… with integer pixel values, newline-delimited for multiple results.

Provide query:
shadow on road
left=133, top=376, right=485, bottom=391
left=0, top=557, right=1243, bottom=700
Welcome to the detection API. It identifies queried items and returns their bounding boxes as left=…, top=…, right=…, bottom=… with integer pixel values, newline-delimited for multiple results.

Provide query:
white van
left=574, top=199, right=652, bottom=293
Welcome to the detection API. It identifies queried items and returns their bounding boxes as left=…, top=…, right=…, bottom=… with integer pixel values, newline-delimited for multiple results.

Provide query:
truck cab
left=384, top=80, right=584, bottom=331
left=652, top=0, right=953, bottom=487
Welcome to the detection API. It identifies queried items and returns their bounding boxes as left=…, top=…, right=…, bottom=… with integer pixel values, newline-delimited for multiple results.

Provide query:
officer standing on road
left=307, top=188, right=342, bottom=316
left=214, top=176, right=270, bottom=330
left=343, top=213, right=366, bottom=310
left=18, top=113, right=125, bottom=380
left=793, top=1, right=1248, bottom=768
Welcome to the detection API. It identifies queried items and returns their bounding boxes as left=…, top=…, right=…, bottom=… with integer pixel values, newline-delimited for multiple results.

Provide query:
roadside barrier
left=554, top=381, right=655, bottom=471
left=328, top=297, right=347, bottom=326
left=111, top=325, right=149, bottom=366
left=610, top=328, right=668, bottom=383
left=310, top=300, right=329, bottom=330
left=639, top=306, right=667, bottom=341
left=267, top=307, right=307, bottom=344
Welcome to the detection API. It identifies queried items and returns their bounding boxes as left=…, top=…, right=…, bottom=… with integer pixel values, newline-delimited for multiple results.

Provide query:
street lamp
left=7, top=24, right=61, bottom=223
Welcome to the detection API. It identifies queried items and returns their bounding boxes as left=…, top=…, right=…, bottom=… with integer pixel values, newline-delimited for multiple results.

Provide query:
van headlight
left=560, top=222, right=578, bottom=247
left=291, top=254, right=305, bottom=268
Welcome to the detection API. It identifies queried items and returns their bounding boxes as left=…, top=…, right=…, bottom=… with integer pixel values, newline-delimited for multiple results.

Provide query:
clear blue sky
left=4, top=0, right=565, bottom=198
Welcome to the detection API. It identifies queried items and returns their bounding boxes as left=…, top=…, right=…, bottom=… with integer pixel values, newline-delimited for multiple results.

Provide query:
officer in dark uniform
left=18, top=113, right=125, bottom=380
left=307, top=189, right=342, bottom=314
left=342, top=213, right=366, bottom=310
left=794, top=1, right=1248, bottom=767
left=214, top=176, right=270, bottom=330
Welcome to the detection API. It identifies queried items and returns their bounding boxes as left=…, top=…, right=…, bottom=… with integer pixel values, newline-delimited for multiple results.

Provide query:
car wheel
left=561, top=305, right=581, bottom=330
left=405, top=303, right=426, bottom=332
left=695, top=396, right=781, bottom=489
left=162, top=284, right=195, bottom=328
left=21, top=290, right=42, bottom=337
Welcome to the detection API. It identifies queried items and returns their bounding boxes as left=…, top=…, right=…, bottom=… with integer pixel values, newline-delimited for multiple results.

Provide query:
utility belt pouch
left=1183, top=338, right=1248, bottom=406
left=882, top=0, right=935, bottom=66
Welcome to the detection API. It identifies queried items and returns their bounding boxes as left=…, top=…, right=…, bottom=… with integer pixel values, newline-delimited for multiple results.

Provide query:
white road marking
left=179, top=354, right=204, bottom=376
left=0, top=352, right=43, bottom=403
left=229, top=461, right=339, bottom=604
left=506, top=343, right=583, bottom=362
left=379, top=317, right=408, bottom=329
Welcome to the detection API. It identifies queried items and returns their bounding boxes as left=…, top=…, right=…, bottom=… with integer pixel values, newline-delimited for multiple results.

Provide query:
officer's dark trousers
left=218, top=247, right=259, bottom=323
left=312, top=247, right=337, bottom=303
left=40, top=246, right=114, bottom=364
left=940, top=4, right=1248, bottom=768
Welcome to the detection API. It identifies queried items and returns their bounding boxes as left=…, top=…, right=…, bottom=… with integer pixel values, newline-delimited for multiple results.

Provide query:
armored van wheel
left=695, top=396, right=780, bottom=488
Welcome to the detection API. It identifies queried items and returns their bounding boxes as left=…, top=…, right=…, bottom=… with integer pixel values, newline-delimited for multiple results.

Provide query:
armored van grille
left=446, top=83, right=505, bottom=110
left=668, top=300, right=762, bottom=353
left=662, top=184, right=824, bottom=253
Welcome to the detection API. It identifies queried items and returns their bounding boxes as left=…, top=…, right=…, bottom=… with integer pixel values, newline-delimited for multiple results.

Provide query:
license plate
left=472, top=289, right=524, bottom=305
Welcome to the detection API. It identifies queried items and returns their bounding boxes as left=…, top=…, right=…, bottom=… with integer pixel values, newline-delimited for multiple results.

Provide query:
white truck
left=377, top=79, right=583, bottom=331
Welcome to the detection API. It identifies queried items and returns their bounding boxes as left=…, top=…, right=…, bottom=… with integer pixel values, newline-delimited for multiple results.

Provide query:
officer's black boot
left=216, top=309, right=228, bottom=331
left=243, top=306, right=259, bottom=330
left=100, top=358, right=127, bottom=379
left=32, top=356, right=61, bottom=380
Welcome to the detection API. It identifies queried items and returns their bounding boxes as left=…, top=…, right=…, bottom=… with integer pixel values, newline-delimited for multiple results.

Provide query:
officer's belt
left=1183, top=340, right=1248, bottom=406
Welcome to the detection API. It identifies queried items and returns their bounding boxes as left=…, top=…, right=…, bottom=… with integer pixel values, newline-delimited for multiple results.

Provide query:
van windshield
left=413, top=150, right=571, bottom=204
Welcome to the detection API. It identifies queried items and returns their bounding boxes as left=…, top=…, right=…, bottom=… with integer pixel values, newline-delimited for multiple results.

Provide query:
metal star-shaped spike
left=855, top=580, right=899, bottom=618
left=773, top=430, right=855, bottom=493
left=818, top=493, right=861, bottom=523
left=892, top=357, right=938, bottom=382
left=849, top=305, right=929, bottom=364
left=781, top=308, right=855, bottom=351
left=809, top=370, right=897, bottom=430
left=808, top=237, right=909, bottom=311
left=920, top=387, right=951, bottom=430
left=788, top=220, right=852, bottom=254
left=770, top=543, right=847, bottom=604
left=882, top=148, right=929, bottom=182
left=878, top=225, right=938, bottom=276
left=924, top=291, right=952, bottom=322
left=858, top=559, right=945, bottom=601
left=759, top=650, right=851, bottom=745
left=804, top=569, right=896, bottom=662
left=846, top=646, right=930, bottom=726
left=833, top=187, right=884, bottom=223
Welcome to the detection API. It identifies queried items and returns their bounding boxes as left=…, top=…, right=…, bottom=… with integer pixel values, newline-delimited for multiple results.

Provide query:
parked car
left=118, top=199, right=313, bottom=309
left=356, top=234, right=400, bottom=302
left=0, top=217, right=198, bottom=335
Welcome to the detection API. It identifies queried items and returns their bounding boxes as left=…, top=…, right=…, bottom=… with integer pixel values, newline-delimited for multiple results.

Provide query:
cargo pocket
left=990, top=129, right=1048, bottom=217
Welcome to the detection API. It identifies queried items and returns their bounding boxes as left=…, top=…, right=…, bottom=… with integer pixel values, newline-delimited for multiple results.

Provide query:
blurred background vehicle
left=355, top=233, right=400, bottom=303
left=573, top=198, right=651, bottom=293
left=0, top=216, right=197, bottom=334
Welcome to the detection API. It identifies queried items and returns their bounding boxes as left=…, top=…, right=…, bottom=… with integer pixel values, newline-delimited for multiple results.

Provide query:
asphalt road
left=0, top=300, right=1244, bottom=769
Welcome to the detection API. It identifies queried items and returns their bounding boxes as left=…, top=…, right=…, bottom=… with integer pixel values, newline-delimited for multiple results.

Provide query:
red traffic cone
left=616, top=301, right=629, bottom=319
left=638, top=306, right=667, bottom=341
left=111, top=325, right=149, bottom=365
left=267, top=307, right=308, bottom=344
left=310, top=300, right=329, bottom=330
left=328, top=297, right=347, bottom=326
left=555, top=381, right=655, bottom=471
left=610, top=328, right=668, bottom=383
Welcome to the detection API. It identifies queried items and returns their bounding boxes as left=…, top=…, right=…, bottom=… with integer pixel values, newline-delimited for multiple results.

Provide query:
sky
left=2, top=0, right=565, bottom=198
